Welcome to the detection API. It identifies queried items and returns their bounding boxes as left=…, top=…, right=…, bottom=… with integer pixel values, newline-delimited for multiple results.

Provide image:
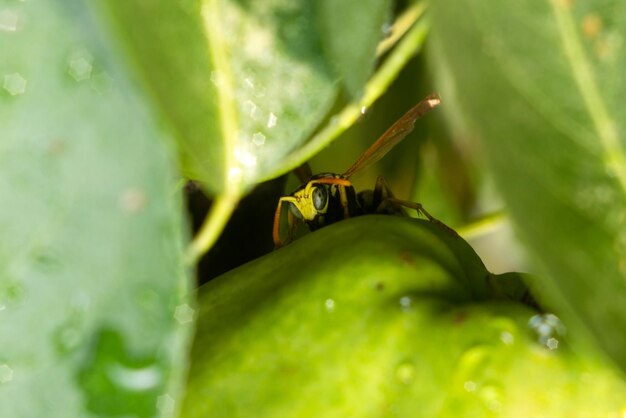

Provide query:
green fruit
left=182, top=216, right=626, bottom=417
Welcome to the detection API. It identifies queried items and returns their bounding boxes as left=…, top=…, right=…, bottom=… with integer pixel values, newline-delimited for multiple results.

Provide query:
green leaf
left=430, top=0, right=626, bottom=369
left=99, top=0, right=338, bottom=195
left=182, top=216, right=626, bottom=417
left=315, top=0, right=391, bottom=98
left=0, top=1, right=192, bottom=416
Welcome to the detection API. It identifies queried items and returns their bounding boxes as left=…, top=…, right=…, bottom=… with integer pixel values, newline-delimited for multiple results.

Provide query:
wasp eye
left=312, top=186, right=328, bottom=211
left=289, top=202, right=303, bottom=220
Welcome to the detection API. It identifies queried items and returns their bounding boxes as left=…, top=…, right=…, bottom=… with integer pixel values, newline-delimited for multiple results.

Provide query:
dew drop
left=244, top=77, right=254, bottom=89
left=53, top=319, right=83, bottom=356
left=108, top=363, right=163, bottom=391
left=157, top=394, right=176, bottom=416
left=267, top=112, right=278, bottom=128
left=244, top=99, right=258, bottom=118
left=3, top=72, right=27, bottom=96
left=0, top=364, right=14, bottom=384
left=479, top=384, right=503, bottom=412
left=546, top=337, right=559, bottom=350
left=528, top=313, right=566, bottom=348
left=0, top=9, right=18, bottom=32
left=78, top=328, right=165, bottom=417
left=67, top=50, right=94, bottom=82
left=395, top=361, right=416, bottom=385
left=360, top=106, right=367, bottom=115
left=252, top=132, right=266, bottom=146
left=381, top=22, right=392, bottom=36
left=174, top=303, right=195, bottom=324
left=399, top=296, right=412, bottom=310
left=499, top=331, right=514, bottom=346
left=463, top=380, right=477, bottom=392
left=324, top=298, right=335, bottom=312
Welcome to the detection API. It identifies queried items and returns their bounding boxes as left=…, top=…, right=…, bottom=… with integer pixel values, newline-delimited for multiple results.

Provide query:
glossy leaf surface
left=0, top=1, right=192, bottom=416
left=430, top=0, right=626, bottom=369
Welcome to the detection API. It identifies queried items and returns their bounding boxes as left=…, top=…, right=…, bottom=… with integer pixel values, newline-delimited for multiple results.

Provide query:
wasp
left=272, top=94, right=449, bottom=248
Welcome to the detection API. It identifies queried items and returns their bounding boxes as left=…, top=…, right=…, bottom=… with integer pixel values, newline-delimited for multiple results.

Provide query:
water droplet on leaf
left=267, top=112, right=277, bottom=128
left=0, top=9, right=18, bottom=32
left=77, top=328, right=165, bottom=417
left=3, top=72, right=27, bottom=96
left=157, top=394, right=176, bottom=416
left=108, top=363, right=162, bottom=391
left=53, top=317, right=83, bottom=356
left=324, top=298, right=335, bottom=312
left=0, top=364, right=14, bottom=384
left=479, top=384, right=503, bottom=412
left=252, top=132, right=266, bottom=146
left=546, top=337, right=559, bottom=350
left=395, top=361, right=416, bottom=385
left=528, top=313, right=566, bottom=348
left=499, top=331, right=514, bottom=346
left=174, top=304, right=195, bottom=324
left=67, top=50, right=94, bottom=81
left=463, top=380, right=477, bottom=392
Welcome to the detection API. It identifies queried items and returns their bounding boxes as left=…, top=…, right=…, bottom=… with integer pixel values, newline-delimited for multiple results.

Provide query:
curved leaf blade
left=0, top=1, right=192, bottom=416
left=430, top=0, right=626, bottom=368
left=101, top=0, right=338, bottom=194
left=315, top=0, right=391, bottom=98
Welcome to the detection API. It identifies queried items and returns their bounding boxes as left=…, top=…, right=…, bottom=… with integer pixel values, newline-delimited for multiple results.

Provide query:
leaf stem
left=376, top=1, right=427, bottom=57
left=189, top=0, right=243, bottom=262
left=186, top=192, right=239, bottom=264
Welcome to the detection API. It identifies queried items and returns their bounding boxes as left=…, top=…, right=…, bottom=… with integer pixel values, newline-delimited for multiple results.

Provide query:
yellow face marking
left=290, top=181, right=329, bottom=221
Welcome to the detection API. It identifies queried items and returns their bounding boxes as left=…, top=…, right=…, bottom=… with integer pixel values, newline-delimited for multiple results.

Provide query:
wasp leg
left=381, top=197, right=458, bottom=236
left=372, top=177, right=457, bottom=236
left=286, top=209, right=297, bottom=244
left=337, top=184, right=351, bottom=218
left=373, top=176, right=395, bottom=201
left=273, top=196, right=298, bottom=248
left=372, top=176, right=404, bottom=215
